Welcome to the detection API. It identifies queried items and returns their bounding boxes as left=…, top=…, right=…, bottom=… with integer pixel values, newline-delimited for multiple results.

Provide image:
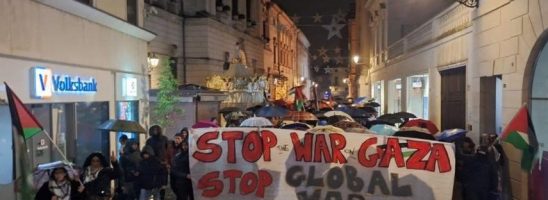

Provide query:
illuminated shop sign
left=31, top=67, right=97, bottom=99
left=122, top=77, right=138, bottom=97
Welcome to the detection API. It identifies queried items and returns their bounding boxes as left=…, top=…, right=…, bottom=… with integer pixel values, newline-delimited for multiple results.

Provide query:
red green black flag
left=5, top=83, right=43, bottom=139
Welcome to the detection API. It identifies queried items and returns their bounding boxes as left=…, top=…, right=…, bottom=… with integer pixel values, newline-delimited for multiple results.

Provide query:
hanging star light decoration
left=334, top=56, right=344, bottom=64
left=333, top=47, right=342, bottom=54
left=313, top=66, right=320, bottom=72
left=322, top=18, right=345, bottom=40
left=317, top=47, right=328, bottom=56
left=312, top=13, right=322, bottom=23
left=291, top=14, right=301, bottom=24
left=311, top=54, right=318, bottom=60
left=324, top=66, right=333, bottom=74
left=332, top=9, right=346, bottom=23
left=322, top=55, right=330, bottom=63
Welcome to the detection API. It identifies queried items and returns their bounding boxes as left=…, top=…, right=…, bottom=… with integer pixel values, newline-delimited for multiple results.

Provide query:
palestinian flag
left=5, top=83, right=43, bottom=139
left=501, top=105, right=538, bottom=171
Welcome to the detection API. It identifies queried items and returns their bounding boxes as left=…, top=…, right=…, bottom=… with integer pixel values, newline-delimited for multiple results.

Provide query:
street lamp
left=300, top=76, right=305, bottom=82
left=343, top=78, right=348, bottom=84
left=353, top=55, right=360, bottom=64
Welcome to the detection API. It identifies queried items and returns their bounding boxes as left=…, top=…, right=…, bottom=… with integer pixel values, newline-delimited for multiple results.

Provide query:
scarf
left=48, top=180, right=70, bottom=200
left=83, top=166, right=102, bottom=184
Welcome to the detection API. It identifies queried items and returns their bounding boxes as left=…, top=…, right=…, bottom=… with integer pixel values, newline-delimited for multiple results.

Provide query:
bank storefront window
left=407, top=74, right=429, bottom=119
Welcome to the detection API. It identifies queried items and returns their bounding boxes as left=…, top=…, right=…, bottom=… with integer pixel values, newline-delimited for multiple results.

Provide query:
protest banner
left=189, top=127, right=455, bottom=200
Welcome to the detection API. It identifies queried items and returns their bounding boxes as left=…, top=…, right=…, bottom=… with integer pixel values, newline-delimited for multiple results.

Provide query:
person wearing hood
left=35, top=167, right=85, bottom=200
left=145, top=125, right=169, bottom=199
left=81, top=152, right=120, bottom=200
left=120, top=139, right=142, bottom=200
left=171, top=142, right=193, bottom=200
left=136, top=146, right=167, bottom=200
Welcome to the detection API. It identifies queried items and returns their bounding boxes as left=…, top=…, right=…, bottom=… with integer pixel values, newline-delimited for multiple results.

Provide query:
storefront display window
left=387, top=79, right=402, bottom=113
left=372, top=81, right=384, bottom=114
left=407, top=74, right=429, bottom=119
left=75, top=102, right=109, bottom=166
left=116, top=101, right=139, bottom=152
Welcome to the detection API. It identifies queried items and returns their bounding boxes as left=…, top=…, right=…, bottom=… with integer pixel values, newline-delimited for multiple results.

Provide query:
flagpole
left=38, top=129, right=84, bottom=185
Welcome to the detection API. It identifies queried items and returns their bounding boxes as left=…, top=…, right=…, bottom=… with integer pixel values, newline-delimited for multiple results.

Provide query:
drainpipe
left=181, top=1, right=187, bottom=84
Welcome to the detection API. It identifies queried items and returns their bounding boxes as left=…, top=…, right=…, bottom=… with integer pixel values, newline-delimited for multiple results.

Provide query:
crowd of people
left=35, top=125, right=194, bottom=200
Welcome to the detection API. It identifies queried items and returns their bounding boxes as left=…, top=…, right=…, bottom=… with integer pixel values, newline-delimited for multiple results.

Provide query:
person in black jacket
left=171, top=142, right=194, bottom=200
left=81, top=152, right=120, bottom=200
left=145, top=125, right=169, bottom=199
left=137, top=147, right=167, bottom=200
left=120, top=139, right=142, bottom=200
left=35, top=167, right=85, bottom=200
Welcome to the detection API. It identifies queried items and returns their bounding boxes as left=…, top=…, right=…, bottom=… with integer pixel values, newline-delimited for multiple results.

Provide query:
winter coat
left=146, top=135, right=169, bottom=163
left=35, top=180, right=84, bottom=200
left=460, top=152, right=499, bottom=200
left=80, top=162, right=121, bottom=198
left=137, top=157, right=167, bottom=190
left=171, top=150, right=190, bottom=182
left=120, top=142, right=142, bottom=183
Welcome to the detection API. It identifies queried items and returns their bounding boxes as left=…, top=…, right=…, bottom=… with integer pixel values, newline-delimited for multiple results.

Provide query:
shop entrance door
left=440, top=67, right=466, bottom=130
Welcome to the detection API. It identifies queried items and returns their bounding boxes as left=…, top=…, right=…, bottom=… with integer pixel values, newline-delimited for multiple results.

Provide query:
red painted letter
left=243, top=131, right=263, bottom=162
left=379, top=138, right=405, bottom=168
left=291, top=132, right=313, bottom=162
left=261, top=130, right=277, bottom=161
left=256, top=170, right=273, bottom=198
left=406, top=140, right=430, bottom=170
left=358, top=137, right=379, bottom=167
left=314, top=134, right=332, bottom=163
left=198, top=171, right=223, bottom=197
left=193, top=132, right=222, bottom=162
left=426, top=143, right=452, bottom=173
left=329, top=133, right=347, bottom=164
left=223, top=169, right=243, bottom=193
left=222, top=131, right=243, bottom=163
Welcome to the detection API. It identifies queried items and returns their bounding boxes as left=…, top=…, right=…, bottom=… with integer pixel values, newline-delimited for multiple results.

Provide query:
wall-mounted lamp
left=147, top=52, right=160, bottom=72
left=343, top=78, right=349, bottom=84
left=352, top=55, right=367, bottom=65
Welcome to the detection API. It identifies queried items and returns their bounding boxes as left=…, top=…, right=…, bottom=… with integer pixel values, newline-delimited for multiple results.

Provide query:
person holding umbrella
left=35, top=167, right=85, bottom=200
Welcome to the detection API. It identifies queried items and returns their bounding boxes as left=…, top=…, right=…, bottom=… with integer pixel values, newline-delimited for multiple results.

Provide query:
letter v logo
left=39, top=74, right=48, bottom=91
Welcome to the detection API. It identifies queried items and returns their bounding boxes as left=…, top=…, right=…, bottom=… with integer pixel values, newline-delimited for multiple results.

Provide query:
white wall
left=0, top=0, right=149, bottom=74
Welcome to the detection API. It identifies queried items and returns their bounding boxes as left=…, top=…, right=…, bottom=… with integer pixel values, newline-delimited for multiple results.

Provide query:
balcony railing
left=386, top=3, right=472, bottom=62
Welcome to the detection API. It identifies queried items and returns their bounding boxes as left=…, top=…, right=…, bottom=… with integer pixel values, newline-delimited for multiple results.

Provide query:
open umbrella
left=370, top=124, right=399, bottom=136
left=246, top=105, right=263, bottom=113
left=324, top=111, right=354, bottom=121
left=333, top=121, right=366, bottom=133
left=255, top=105, right=289, bottom=117
left=336, top=107, right=369, bottom=118
left=365, top=120, right=396, bottom=129
left=354, top=97, right=369, bottom=105
left=377, top=114, right=404, bottom=124
left=98, top=119, right=146, bottom=133
left=364, top=102, right=381, bottom=107
left=360, top=106, right=378, bottom=114
left=285, top=111, right=318, bottom=121
left=281, top=122, right=312, bottom=131
left=394, top=128, right=436, bottom=141
left=436, top=129, right=467, bottom=142
left=240, top=117, right=273, bottom=127
left=307, top=125, right=345, bottom=134
left=393, top=112, right=417, bottom=119
left=34, top=161, right=78, bottom=189
left=192, top=121, right=219, bottom=129
left=219, top=107, right=242, bottom=115
left=326, top=115, right=353, bottom=125
left=402, top=119, right=439, bottom=134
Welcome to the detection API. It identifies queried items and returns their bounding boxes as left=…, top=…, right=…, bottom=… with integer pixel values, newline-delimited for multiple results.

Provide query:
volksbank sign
left=31, top=67, right=98, bottom=99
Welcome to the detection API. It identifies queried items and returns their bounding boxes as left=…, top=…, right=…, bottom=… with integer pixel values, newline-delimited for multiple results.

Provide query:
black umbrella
left=377, top=114, right=405, bottom=124
left=336, top=107, right=369, bottom=118
left=365, top=120, right=395, bottom=129
left=364, top=102, right=381, bottom=107
left=281, top=122, right=311, bottom=131
left=393, top=130, right=436, bottom=141
left=219, top=107, right=242, bottom=114
left=393, top=112, right=417, bottom=119
left=98, top=120, right=146, bottom=133
left=246, top=105, right=263, bottom=113
left=255, top=105, right=289, bottom=117
left=361, top=106, right=378, bottom=114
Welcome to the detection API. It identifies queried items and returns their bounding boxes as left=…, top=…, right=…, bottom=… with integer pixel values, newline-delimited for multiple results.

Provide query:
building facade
left=296, top=31, right=311, bottom=98
left=0, top=0, right=154, bottom=198
left=354, top=0, right=548, bottom=199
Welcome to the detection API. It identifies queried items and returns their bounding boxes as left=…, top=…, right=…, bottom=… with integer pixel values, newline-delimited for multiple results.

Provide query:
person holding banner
left=171, top=142, right=194, bottom=200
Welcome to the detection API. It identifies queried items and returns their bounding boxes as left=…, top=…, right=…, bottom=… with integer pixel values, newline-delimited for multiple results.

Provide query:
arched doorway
left=524, top=30, right=548, bottom=200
